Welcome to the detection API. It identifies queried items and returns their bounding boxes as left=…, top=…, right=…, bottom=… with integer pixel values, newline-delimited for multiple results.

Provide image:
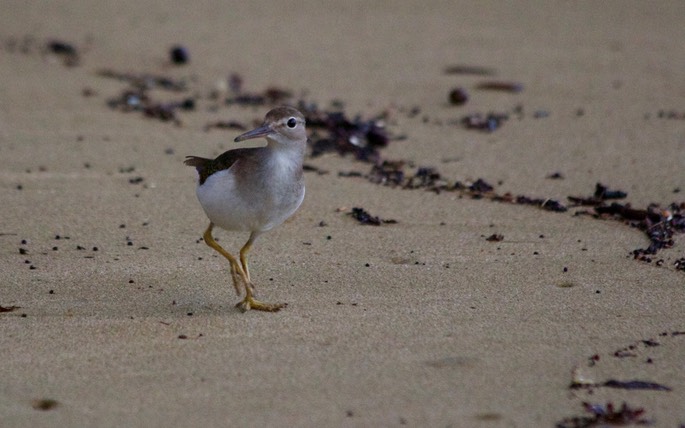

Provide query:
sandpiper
left=185, top=106, right=307, bottom=312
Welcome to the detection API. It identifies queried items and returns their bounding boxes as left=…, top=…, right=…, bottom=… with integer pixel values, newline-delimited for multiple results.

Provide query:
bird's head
left=234, top=106, right=306, bottom=147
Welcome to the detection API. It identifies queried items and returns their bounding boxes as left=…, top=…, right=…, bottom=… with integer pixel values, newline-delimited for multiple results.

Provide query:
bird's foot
left=236, top=295, right=287, bottom=312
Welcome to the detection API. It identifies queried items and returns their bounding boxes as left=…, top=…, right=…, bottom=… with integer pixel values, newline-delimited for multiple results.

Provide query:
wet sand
left=1, top=1, right=684, bottom=426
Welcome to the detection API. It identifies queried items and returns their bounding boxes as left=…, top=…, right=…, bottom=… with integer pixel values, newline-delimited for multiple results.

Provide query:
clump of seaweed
left=570, top=184, right=685, bottom=261
left=555, top=402, right=652, bottom=428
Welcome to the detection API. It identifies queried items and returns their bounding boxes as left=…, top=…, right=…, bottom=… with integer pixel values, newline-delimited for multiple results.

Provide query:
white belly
left=196, top=166, right=304, bottom=233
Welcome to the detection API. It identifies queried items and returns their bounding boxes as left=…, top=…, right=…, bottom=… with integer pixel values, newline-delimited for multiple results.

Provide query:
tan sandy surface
left=1, top=1, right=684, bottom=427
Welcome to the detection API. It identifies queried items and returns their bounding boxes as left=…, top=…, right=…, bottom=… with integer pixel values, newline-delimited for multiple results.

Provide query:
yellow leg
left=203, top=224, right=285, bottom=312
left=236, top=231, right=286, bottom=312
left=239, top=231, right=259, bottom=283
left=203, top=223, right=243, bottom=296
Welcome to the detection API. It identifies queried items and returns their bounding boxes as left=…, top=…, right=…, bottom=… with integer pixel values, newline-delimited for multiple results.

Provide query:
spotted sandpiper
left=184, top=106, right=307, bottom=312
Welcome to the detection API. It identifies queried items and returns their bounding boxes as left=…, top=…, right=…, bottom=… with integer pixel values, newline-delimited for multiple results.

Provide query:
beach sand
left=1, top=1, right=684, bottom=426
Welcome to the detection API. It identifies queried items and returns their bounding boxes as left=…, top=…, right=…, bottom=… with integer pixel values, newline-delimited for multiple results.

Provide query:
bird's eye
left=286, top=118, right=297, bottom=128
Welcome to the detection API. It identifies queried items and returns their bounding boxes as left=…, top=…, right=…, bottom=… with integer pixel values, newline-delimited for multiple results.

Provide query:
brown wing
left=184, top=148, right=256, bottom=185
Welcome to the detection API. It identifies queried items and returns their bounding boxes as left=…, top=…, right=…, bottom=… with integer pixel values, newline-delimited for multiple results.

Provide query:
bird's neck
left=266, top=139, right=306, bottom=166
left=258, top=140, right=303, bottom=180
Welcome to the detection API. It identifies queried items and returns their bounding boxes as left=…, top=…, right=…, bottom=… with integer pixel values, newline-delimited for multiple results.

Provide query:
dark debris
left=571, top=185, right=685, bottom=261
left=556, top=402, right=652, bottom=428
left=656, top=110, right=685, bottom=120
left=97, top=69, right=188, bottom=92
left=341, top=160, right=568, bottom=214
left=368, top=161, right=406, bottom=187
left=569, top=183, right=628, bottom=206
left=104, top=88, right=195, bottom=126
left=3, top=35, right=80, bottom=67
left=448, top=87, right=469, bottom=105
left=475, top=81, right=524, bottom=93
left=486, top=234, right=504, bottom=242
left=0, top=305, right=21, bottom=313
left=203, top=120, right=247, bottom=132
left=570, top=378, right=671, bottom=392
left=304, top=104, right=392, bottom=163
left=225, top=86, right=293, bottom=107
left=32, top=398, right=59, bottom=411
left=467, top=178, right=495, bottom=194
left=443, top=65, right=496, bottom=76
left=516, top=195, right=568, bottom=212
left=169, top=45, right=189, bottom=65
left=461, top=112, right=509, bottom=132
left=97, top=68, right=197, bottom=125
left=46, top=39, right=80, bottom=67
left=603, top=380, right=671, bottom=392
left=348, top=207, right=397, bottom=226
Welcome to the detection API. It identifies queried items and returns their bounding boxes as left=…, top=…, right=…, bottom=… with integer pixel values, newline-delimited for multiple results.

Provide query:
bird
left=184, top=106, right=307, bottom=312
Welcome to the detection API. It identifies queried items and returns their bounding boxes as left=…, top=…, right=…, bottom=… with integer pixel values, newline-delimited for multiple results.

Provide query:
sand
left=1, top=1, right=684, bottom=426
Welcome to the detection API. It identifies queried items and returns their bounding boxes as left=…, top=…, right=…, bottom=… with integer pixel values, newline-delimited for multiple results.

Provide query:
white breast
left=196, top=148, right=305, bottom=233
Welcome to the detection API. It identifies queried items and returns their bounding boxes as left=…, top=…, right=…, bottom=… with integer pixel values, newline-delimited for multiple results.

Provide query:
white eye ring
left=286, top=118, right=297, bottom=128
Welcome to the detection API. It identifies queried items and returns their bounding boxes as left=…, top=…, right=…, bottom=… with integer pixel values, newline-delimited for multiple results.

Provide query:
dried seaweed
left=343, top=160, right=568, bottom=214
left=656, top=109, right=685, bottom=120
left=475, top=81, right=524, bottom=93
left=443, top=65, right=496, bottom=76
left=460, top=112, right=509, bottom=132
left=102, top=82, right=194, bottom=126
left=46, top=39, right=80, bottom=67
left=348, top=208, right=397, bottom=226
left=0, top=305, right=21, bottom=313
left=303, top=104, right=391, bottom=163
left=97, top=69, right=188, bottom=92
left=570, top=378, right=671, bottom=392
left=603, top=380, right=671, bottom=392
left=226, top=86, right=293, bottom=107
left=556, top=402, right=652, bottom=428
left=568, top=183, right=628, bottom=206
left=571, top=185, right=685, bottom=261
left=203, top=120, right=247, bottom=132
left=31, top=398, right=59, bottom=411
left=486, top=234, right=504, bottom=242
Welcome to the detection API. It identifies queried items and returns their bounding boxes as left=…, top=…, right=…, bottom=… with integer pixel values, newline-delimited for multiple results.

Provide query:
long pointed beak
left=234, top=124, right=272, bottom=142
